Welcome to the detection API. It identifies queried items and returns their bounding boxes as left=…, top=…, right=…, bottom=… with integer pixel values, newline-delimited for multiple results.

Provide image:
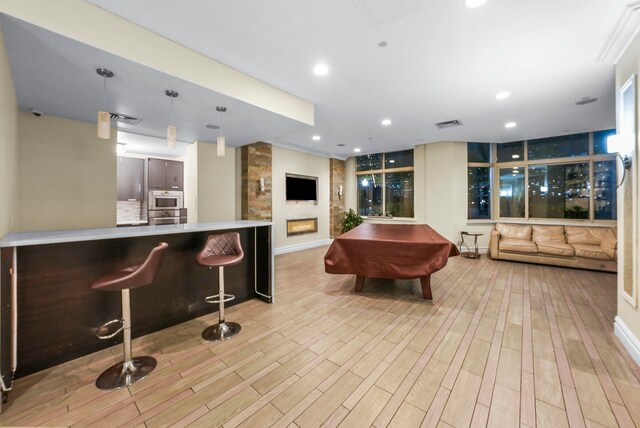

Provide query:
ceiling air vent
left=110, top=112, right=142, bottom=126
left=575, top=97, right=598, bottom=106
left=435, top=119, right=463, bottom=129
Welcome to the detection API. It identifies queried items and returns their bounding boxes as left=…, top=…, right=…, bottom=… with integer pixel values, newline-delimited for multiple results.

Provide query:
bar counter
left=0, top=221, right=274, bottom=393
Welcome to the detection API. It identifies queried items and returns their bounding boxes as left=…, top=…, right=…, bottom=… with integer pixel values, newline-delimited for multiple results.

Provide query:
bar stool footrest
left=202, top=322, right=241, bottom=342
left=204, top=293, right=235, bottom=304
left=96, top=318, right=124, bottom=340
left=95, top=356, right=157, bottom=390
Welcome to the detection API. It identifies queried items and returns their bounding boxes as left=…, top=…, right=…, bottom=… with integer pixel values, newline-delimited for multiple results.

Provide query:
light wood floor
left=1, top=247, right=638, bottom=427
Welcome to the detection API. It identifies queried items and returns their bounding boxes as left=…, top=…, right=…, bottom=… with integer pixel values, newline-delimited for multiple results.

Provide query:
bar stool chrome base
left=95, top=356, right=157, bottom=390
left=202, top=321, right=241, bottom=342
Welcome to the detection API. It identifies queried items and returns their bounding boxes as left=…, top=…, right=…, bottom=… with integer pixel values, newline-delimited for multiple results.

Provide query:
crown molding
left=598, top=0, right=640, bottom=64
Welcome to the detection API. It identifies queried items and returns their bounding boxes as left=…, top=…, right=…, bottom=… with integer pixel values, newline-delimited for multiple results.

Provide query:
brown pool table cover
left=324, top=223, right=460, bottom=279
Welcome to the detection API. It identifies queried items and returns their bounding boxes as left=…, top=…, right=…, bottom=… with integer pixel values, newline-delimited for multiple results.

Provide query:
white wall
left=0, top=22, right=18, bottom=238
left=614, top=31, right=640, bottom=358
left=272, top=146, right=330, bottom=250
left=196, top=141, right=237, bottom=222
left=422, top=141, right=493, bottom=247
left=185, top=143, right=199, bottom=223
left=235, top=147, right=242, bottom=220
left=17, top=112, right=117, bottom=232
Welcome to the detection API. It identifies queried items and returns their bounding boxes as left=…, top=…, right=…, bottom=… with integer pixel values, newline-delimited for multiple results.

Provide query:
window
left=528, top=163, right=590, bottom=219
left=593, top=160, right=617, bottom=220
left=357, top=173, right=382, bottom=216
left=528, top=133, right=589, bottom=160
left=594, top=129, right=616, bottom=155
left=468, top=167, right=491, bottom=219
left=468, top=143, right=491, bottom=163
left=467, top=130, right=617, bottom=221
left=356, top=149, right=414, bottom=217
left=499, top=167, right=525, bottom=218
left=468, top=143, right=492, bottom=219
left=496, top=141, right=524, bottom=163
left=356, top=153, right=383, bottom=171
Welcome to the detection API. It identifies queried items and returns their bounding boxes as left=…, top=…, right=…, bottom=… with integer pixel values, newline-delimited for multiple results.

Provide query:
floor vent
left=110, top=112, right=142, bottom=126
left=435, top=119, right=463, bottom=129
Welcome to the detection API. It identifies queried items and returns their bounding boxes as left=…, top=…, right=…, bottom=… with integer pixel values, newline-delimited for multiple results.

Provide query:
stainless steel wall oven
left=149, top=190, right=184, bottom=224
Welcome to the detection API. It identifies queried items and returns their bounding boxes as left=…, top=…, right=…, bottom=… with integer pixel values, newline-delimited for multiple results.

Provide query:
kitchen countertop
left=117, top=221, right=149, bottom=227
left=0, top=221, right=273, bottom=247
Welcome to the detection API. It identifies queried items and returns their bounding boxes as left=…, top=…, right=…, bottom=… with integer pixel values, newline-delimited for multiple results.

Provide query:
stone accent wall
left=241, top=142, right=272, bottom=221
left=329, top=158, right=346, bottom=238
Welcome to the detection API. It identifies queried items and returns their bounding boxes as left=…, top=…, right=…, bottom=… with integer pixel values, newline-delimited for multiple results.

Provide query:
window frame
left=467, top=132, right=617, bottom=225
left=356, top=150, right=415, bottom=219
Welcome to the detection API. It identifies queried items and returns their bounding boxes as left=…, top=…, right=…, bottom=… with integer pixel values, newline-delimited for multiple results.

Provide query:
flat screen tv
left=286, top=174, right=318, bottom=202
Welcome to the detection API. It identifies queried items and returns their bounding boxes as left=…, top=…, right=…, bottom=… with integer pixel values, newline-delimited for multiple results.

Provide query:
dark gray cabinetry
left=117, top=157, right=144, bottom=201
left=166, top=160, right=183, bottom=190
left=149, top=158, right=183, bottom=190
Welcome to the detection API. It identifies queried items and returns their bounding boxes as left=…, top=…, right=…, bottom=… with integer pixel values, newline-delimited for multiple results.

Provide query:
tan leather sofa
left=489, top=223, right=617, bottom=272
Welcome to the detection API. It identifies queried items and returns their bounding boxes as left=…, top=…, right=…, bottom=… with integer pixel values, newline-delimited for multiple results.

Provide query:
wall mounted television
left=286, top=173, right=318, bottom=202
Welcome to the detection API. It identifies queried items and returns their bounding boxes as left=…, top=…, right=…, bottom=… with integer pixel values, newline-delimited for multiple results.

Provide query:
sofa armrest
left=489, top=229, right=500, bottom=259
left=600, top=228, right=617, bottom=260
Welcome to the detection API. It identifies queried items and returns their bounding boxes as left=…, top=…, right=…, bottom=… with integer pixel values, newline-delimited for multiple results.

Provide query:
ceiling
left=2, top=0, right=636, bottom=158
left=0, top=14, right=312, bottom=158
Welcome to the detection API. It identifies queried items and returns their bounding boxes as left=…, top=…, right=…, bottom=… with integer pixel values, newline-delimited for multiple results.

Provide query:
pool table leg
left=355, top=275, right=365, bottom=292
left=420, top=276, right=432, bottom=300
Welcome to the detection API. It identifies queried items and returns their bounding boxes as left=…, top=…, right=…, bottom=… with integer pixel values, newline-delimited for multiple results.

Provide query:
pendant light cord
left=169, top=96, right=174, bottom=126
left=102, top=75, right=107, bottom=111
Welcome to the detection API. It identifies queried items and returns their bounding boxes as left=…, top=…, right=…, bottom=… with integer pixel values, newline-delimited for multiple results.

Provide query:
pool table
left=324, top=223, right=459, bottom=299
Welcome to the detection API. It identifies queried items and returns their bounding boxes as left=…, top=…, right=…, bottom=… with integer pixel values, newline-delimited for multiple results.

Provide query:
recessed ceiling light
left=205, top=124, right=219, bottom=130
left=495, top=91, right=510, bottom=100
left=381, top=119, right=392, bottom=126
left=512, top=154, right=520, bottom=159
left=354, top=148, right=361, bottom=153
left=378, top=41, right=388, bottom=48
left=505, top=122, right=517, bottom=128
left=465, top=0, right=487, bottom=8
left=312, top=135, right=321, bottom=141
left=337, top=143, right=345, bottom=147
left=313, top=63, right=329, bottom=76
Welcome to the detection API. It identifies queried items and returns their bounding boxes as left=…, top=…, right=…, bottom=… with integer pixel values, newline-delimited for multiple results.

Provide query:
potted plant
left=342, top=209, right=363, bottom=233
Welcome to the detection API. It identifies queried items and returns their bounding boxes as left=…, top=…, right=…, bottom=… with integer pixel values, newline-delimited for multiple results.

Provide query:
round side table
left=459, top=232, right=483, bottom=259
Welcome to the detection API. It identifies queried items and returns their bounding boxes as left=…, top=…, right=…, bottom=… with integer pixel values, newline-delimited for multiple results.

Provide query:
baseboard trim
left=615, top=316, right=640, bottom=366
left=275, top=239, right=333, bottom=255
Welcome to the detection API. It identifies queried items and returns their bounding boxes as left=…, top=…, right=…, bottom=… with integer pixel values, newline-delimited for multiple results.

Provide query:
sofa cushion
left=532, top=225, right=566, bottom=245
left=538, top=243, right=575, bottom=257
left=566, top=226, right=608, bottom=245
left=496, top=224, right=532, bottom=240
left=572, top=244, right=611, bottom=260
left=499, top=238, right=538, bottom=254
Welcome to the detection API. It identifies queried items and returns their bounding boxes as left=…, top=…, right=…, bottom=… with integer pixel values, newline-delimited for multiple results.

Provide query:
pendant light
left=96, top=68, right=114, bottom=139
left=216, top=106, right=227, bottom=157
left=166, top=90, right=179, bottom=149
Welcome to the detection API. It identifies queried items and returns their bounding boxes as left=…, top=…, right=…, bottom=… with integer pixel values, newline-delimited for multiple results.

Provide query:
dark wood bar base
left=9, top=226, right=271, bottom=378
